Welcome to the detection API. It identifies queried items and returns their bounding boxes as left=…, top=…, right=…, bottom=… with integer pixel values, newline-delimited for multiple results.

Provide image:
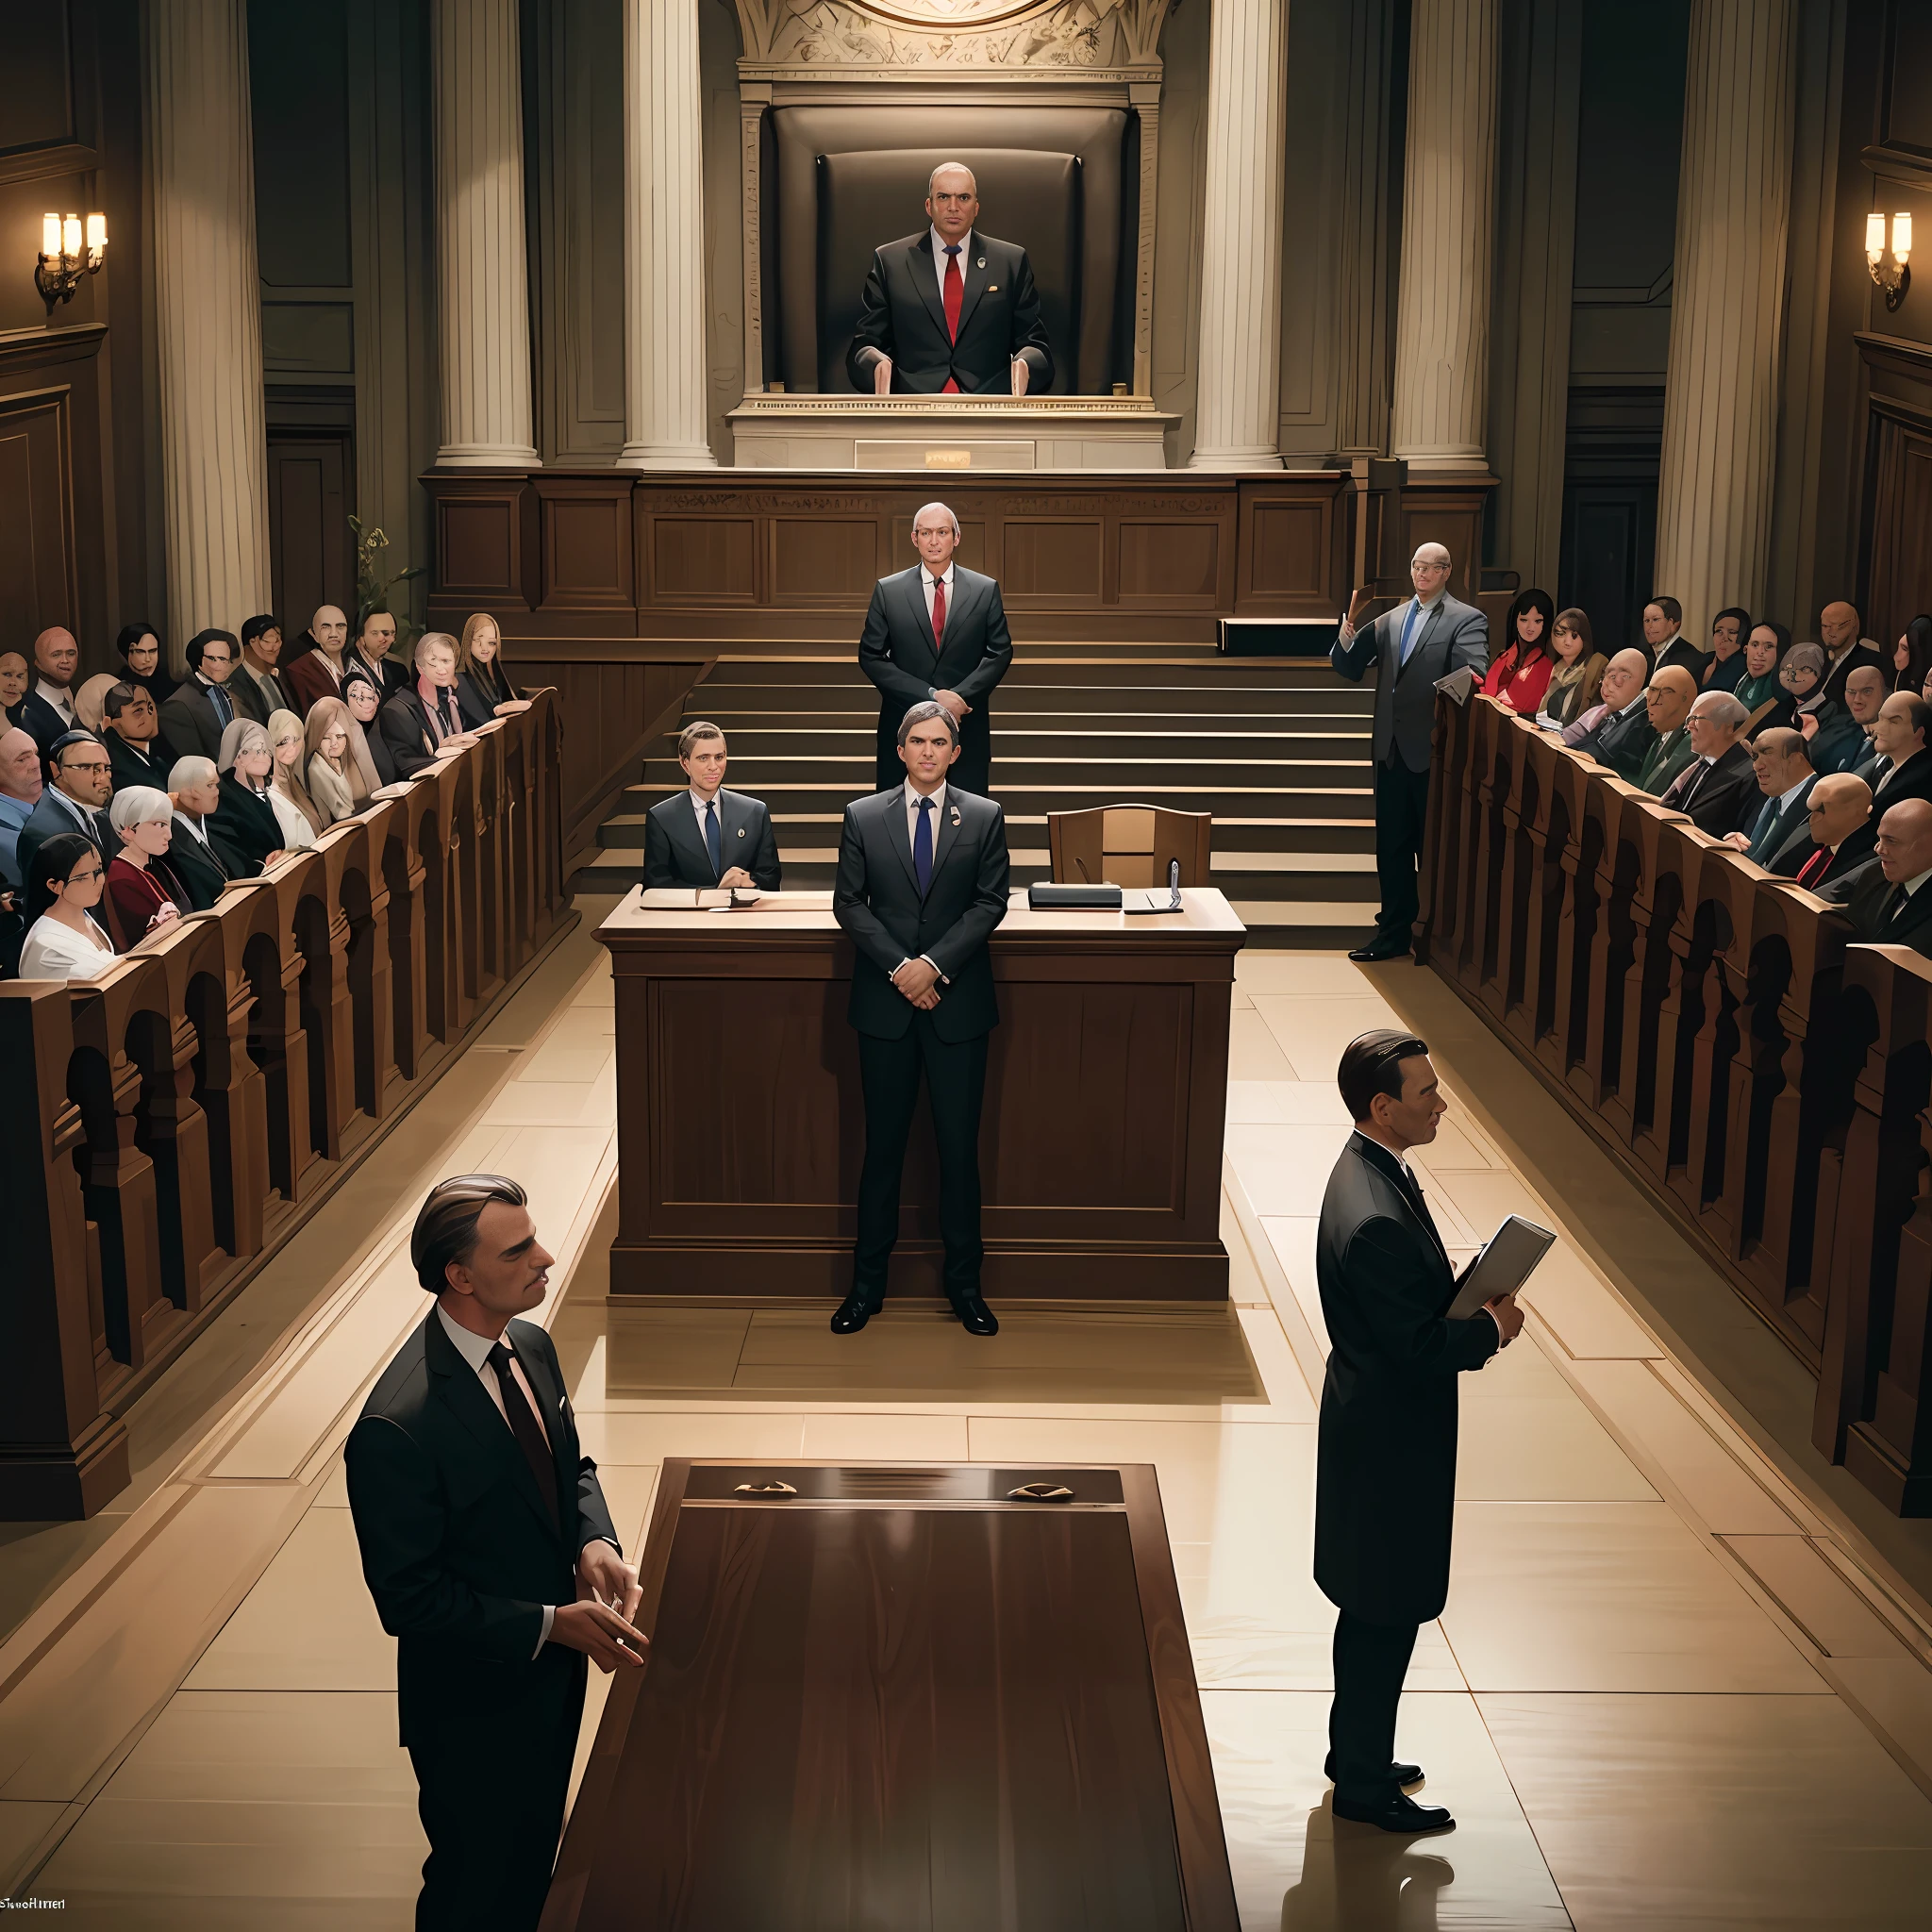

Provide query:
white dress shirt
left=1775, top=775, right=1811, bottom=811
left=1894, top=866, right=1932, bottom=904
left=435, top=1306, right=560, bottom=1656
left=19, top=911, right=115, bottom=981
left=898, top=779, right=950, bottom=979
left=34, top=678, right=75, bottom=725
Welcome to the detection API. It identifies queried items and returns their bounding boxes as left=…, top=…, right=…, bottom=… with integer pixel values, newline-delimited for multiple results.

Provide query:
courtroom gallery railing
left=1415, top=691, right=1932, bottom=1519
left=0, top=691, right=571, bottom=1522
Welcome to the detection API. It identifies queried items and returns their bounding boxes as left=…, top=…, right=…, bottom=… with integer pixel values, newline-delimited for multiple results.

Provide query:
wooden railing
left=1417, top=692, right=1932, bottom=1518
left=0, top=692, right=572, bottom=1521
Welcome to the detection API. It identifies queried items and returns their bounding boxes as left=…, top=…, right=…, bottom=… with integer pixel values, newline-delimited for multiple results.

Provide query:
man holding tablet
left=1315, top=1030, right=1524, bottom=1834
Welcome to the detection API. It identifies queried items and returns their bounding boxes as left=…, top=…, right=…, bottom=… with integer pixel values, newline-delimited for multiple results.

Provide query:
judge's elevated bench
left=597, top=887, right=1245, bottom=1302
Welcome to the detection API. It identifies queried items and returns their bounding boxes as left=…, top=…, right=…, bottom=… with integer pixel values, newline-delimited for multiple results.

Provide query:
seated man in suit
left=379, top=633, right=477, bottom=779
left=230, top=614, right=297, bottom=724
left=1643, top=595, right=1706, bottom=681
left=100, top=682, right=169, bottom=791
left=832, top=701, right=1011, bottom=1339
left=1631, top=666, right=1699, bottom=794
left=858, top=501, right=1013, bottom=795
left=642, top=722, right=781, bottom=892
left=347, top=1174, right=644, bottom=1932
left=0, top=727, right=42, bottom=891
left=1792, top=774, right=1876, bottom=893
left=1857, top=691, right=1932, bottom=810
left=1657, top=691, right=1758, bottom=835
left=1824, top=665, right=1891, bottom=774
left=19, top=626, right=82, bottom=753
left=1722, top=728, right=1816, bottom=869
left=159, top=630, right=243, bottom=764
left=846, top=162, right=1053, bottom=396
left=17, top=730, right=112, bottom=880
left=165, top=757, right=236, bottom=911
left=1818, top=599, right=1884, bottom=704
left=1567, top=650, right=1655, bottom=777
left=1316, top=1030, right=1522, bottom=1835
left=1560, top=647, right=1649, bottom=749
left=1827, top=797, right=1932, bottom=955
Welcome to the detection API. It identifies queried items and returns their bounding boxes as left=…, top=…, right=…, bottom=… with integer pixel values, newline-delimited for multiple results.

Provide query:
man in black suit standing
left=1826, top=797, right=1932, bottom=956
left=347, top=1174, right=647, bottom=1932
left=832, top=701, right=1010, bottom=1338
left=858, top=500, right=1013, bottom=796
left=1656, top=691, right=1759, bottom=836
left=1316, top=1031, right=1523, bottom=1835
left=1332, top=544, right=1489, bottom=961
left=847, top=162, right=1054, bottom=396
left=642, top=721, right=781, bottom=891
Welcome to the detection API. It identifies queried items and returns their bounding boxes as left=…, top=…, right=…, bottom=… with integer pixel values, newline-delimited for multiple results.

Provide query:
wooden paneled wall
left=0, top=694, right=572, bottom=1522
left=1417, top=691, right=1932, bottom=1517
left=425, top=470, right=1366, bottom=646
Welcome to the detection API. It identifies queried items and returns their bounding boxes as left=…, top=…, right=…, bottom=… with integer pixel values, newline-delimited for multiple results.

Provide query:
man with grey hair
left=1332, top=542, right=1488, bottom=960
left=858, top=498, right=1012, bottom=794
left=845, top=160, right=1054, bottom=395
left=166, top=753, right=233, bottom=910
left=1657, top=689, right=1758, bottom=835
left=379, top=631, right=475, bottom=780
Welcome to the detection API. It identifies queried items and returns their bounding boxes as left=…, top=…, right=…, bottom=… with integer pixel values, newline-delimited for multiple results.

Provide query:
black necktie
left=487, top=1342, right=561, bottom=1533
left=208, top=681, right=232, bottom=728
left=704, top=799, right=722, bottom=877
left=1884, top=883, right=1911, bottom=930
left=914, top=795, right=935, bottom=895
left=1399, top=1161, right=1444, bottom=1250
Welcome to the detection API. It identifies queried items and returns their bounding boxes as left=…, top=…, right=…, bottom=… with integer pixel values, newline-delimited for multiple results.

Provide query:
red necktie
left=941, top=244, right=963, bottom=394
left=930, top=575, right=946, bottom=647
left=1796, top=846, right=1831, bottom=888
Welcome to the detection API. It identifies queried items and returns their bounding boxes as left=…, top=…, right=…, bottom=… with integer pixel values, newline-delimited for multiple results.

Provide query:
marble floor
left=4, top=926, right=1932, bottom=1927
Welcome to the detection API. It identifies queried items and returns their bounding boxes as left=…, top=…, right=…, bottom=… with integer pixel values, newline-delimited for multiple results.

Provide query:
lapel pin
left=978, top=257, right=987, bottom=269
left=736, top=826, right=745, bottom=838
left=950, top=805, right=961, bottom=825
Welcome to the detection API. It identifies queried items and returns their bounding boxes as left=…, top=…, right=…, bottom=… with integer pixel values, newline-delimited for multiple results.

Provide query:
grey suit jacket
left=642, top=788, right=782, bottom=891
left=1331, top=593, right=1489, bottom=771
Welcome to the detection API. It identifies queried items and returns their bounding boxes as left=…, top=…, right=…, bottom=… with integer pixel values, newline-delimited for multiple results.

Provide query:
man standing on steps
left=858, top=501, right=1012, bottom=796
left=1331, top=543, right=1488, bottom=962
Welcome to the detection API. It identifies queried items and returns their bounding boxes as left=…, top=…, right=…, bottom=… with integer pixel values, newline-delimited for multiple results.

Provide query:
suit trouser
left=1373, top=756, right=1431, bottom=941
left=1328, top=1609, right=1419, bottom=1806
left=874, top=716, right=991, bottom=796
left=854, top=1015, right=990, bottom=1300
left=407, top=1658, right=585, bottom=1931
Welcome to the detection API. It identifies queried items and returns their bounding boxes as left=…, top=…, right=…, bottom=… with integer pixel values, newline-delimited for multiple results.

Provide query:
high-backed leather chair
left=768, top=104, right=1134, bottom=395
left=1048, top=805, right=1212, bottom=890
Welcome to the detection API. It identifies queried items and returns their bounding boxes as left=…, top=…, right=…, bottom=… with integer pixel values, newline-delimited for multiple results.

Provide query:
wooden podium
left=597, top=888, right=1244, bottom=1301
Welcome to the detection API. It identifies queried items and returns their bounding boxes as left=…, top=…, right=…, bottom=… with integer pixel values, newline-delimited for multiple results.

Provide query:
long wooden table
left=541, top=1460, right=1239, bottom=1931
left=597, top=887, right=1244, bottom=1301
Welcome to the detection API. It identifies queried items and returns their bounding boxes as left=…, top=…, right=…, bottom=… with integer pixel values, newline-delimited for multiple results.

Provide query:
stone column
left=147, top=0, right=271, bottom=657
left=1655, top=0, right=1797, bottom=623
left=1188, top=0, right=1288, bottom=471
left=432, top=0, right=539, bottom=467
left=618, top=0, right=716, bottom=469
left=1389, top=0, right=1500, bottom=471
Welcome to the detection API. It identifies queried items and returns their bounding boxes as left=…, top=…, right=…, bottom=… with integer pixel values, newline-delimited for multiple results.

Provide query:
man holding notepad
left=1315, top=1030, right=1530, bottom=1835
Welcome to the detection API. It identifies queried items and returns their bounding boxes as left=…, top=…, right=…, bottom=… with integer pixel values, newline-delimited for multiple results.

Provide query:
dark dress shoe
left=1348, top=934, right=1412, bottom=962
left=1324, top=1753, right=1423, bottom=1787
left=1331, top=1792, right=1455, bottom=1834
left=950, top=1293, right=999, bottom=1337
left=830, top=1291, right=882, bottom=1335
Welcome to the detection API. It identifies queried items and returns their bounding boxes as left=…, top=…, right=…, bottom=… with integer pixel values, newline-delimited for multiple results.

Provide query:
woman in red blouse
left=1481, top=588, right=1557, bottom=715
left=105, top=785, right=192, bottom=949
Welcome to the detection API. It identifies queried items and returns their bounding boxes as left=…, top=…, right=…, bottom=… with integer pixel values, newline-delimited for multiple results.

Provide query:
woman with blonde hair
left=306, top=695, right=380, bottom=821
left=266, top=708, right=325, bottom=845
left=454, top=611, right=529, bottom=727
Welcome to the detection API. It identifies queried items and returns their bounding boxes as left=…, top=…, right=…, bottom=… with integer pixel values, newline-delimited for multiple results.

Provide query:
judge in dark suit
left=1332, top=543, right=1489, bottom=960
left=1655, top=691, right=1759, bottom=836
left=159, top=630, right=244, bottom=765
left=1721, top=729, right=1816, bottom=870
left=1316, top=1031, right=1523, bottom=1834
left=641, top=721, right=781, bottom=891
left=858, top=501, right=1013, bottom=795
left=1789, top=774, right=1876, bottom=891
left=832, top=701, right=1010, bottom=1338
left=1825, top=797, right=1932, bottom=956
left=346, top=1174, right=645, bottom=1932
left=846, top=163, right=1053, bottom=396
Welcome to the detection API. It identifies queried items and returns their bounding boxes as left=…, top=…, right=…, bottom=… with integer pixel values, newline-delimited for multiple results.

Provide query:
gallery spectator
left=17, top=832, right=116, bottom=980
left=1657, top=691, right=1759, bottom=835
left=1828, top=797, right=1932, bottom=955
left=1632, top=667, right=1699, bottom=795
left=1722, top=729, right=1817, bottom=870
left=456, top=611, right=529, bottom=727
left=72, top=673, right=119, bottom=737
left=160, top=630, right=243, bottom=764
left=19, top=627, right=82, bottom=753
left=1791, top=774, right=1877, bottom=891
left=208, top=719, right=286, bottom=878
left=344, top=670, right=400, bottom=786
left=0, top=726, right=43, bottom=891
left=1481, top=590, right=1557, bottom=716
left=1644, top=596, right=1704, bottom=679
left=1566, top=650, right=1652, bottom=769
left=0, top=651, right=29, bottom=728
left=1736, top=623, right=1792, bottom=735
left=1817, top=600, right=1883, bottom=702
left=285, top=605, right=353, bottom=713
left=233, top=615, right=298, bottom=724
left=1702, top=608, right=1752, bottom=691
left=305, top=696, right=379, bottom=822
left=114, top=622, right=179, bottom=711
left=266, top=708, right=325, bottom=847
left=1890, top=614, right=1932, bottom=698
left=1536, top=608, right=1606, bottom=729
left=1824, top=666, right=1891, bottom=774
left=17, top=729, right=112, bottom=878
left=166, top=757, right=235, bottom=911
left=350, top=609, right=409, bottom=700
left=380, top=634, right=476, bottom=779
left=100, top=682, right=170, bottom=790
left=105, top=786, right=191, bottom=945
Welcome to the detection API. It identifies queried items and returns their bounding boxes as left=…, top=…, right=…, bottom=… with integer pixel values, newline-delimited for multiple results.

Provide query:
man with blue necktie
left=1722, top=728, right=1817, bottom=870
left=1332, top=543, right=1489, bottom=961
left=831, top=702, right=1010, bottom=1338
left=641, top=721, right=781, bottom=892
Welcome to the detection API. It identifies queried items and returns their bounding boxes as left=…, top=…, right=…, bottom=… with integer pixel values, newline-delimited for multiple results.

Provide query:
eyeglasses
left=65, top=866, right=102, bottom=885
left=62, top=759, right=110, bottom=775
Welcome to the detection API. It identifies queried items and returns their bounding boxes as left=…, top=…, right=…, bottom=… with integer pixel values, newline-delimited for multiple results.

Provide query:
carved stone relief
left=734, top=0, right=1169, bottom=75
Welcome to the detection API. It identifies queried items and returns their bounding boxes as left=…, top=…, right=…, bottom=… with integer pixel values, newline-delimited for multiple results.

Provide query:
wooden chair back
left=1047, top=805, right=1212, bottom=889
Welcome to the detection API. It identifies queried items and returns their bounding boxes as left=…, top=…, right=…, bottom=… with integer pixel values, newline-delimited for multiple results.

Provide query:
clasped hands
left=547, top=1541, right=648, bottom=1673
left=871, top=357, right=1030, bottom=397
left=891, top=957, right=942, bottom=1010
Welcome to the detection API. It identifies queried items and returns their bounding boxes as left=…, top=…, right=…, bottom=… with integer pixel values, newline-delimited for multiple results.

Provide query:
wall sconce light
left=1866, top=209, right=1912, bottom=312
left=35, top=210, right=107, bottom=312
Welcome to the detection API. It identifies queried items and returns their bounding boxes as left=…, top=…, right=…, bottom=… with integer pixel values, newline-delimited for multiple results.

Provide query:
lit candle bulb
left=61, top=215, right=81, bottom=260
left=85, top=212, right=106, bottom=258
left=1867, top=209, right=1887, bottom=267
left=1895, top=211, right=1913, bottom=267
left=42, top=213, right=60, bottom=259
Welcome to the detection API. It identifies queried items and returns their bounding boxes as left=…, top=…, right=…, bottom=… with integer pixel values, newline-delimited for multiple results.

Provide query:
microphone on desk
left=1169, top=858, right=1182, bottom=909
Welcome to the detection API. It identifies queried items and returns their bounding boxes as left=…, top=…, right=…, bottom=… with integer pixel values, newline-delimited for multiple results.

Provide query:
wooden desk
left=596, top=888, right=1244, bottom=1301
left=541, top=1460, right=1240, bottom=1932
